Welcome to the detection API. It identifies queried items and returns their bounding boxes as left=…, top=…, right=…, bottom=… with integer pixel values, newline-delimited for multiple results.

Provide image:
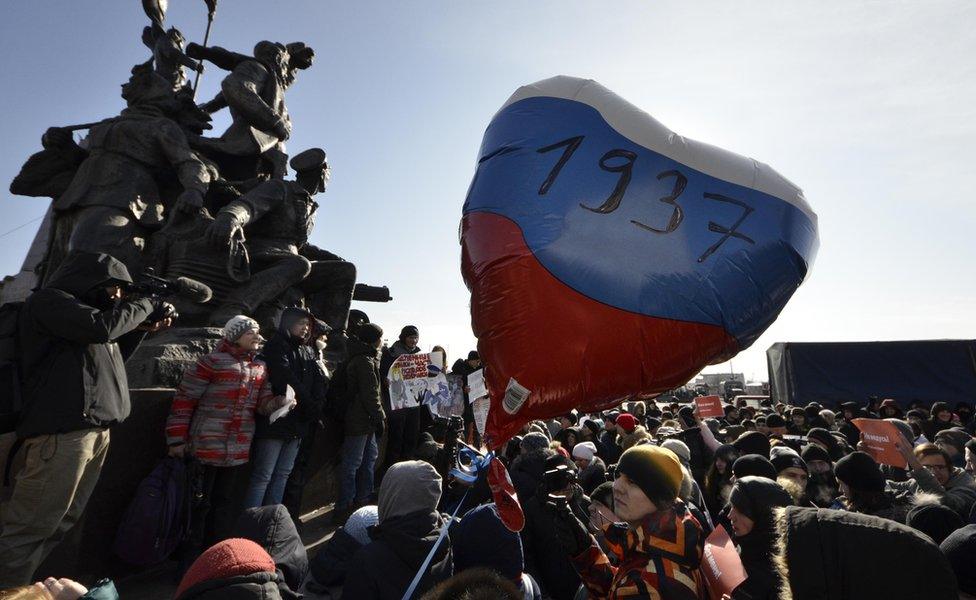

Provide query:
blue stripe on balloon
left=463, top=96, right=818, bottom=348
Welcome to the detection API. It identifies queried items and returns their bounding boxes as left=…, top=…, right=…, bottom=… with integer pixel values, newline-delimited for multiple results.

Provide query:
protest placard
left=701, top=525, right=748, bottom=600
left=467, top=368, right=488, bottom=402
left=424, top=373, right=466, bottom=419
left=853, top=418, right=908, bottom=468
left=695, top=395, right=725, bottom=418
left=388, top=352, right=435, bottom=410
left=473, top=397, right=490, bottom=438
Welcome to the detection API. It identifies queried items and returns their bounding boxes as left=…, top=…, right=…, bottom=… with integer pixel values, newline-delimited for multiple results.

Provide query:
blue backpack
left=113, top=457, right=189, bottom=565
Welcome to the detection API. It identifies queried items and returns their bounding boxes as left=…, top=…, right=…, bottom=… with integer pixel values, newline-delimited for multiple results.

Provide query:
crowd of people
left=2, top=253, right=976, bottom=599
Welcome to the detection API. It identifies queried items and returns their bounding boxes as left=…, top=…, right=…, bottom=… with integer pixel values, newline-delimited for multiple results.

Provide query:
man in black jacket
left=0, top=251, right=168, bottom=586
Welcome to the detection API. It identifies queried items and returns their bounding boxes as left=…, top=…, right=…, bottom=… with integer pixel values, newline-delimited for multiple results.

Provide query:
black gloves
left=549, top=496, right=593, bottom=556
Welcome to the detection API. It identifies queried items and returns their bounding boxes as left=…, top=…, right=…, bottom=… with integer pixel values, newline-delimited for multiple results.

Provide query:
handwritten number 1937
left=534, top=136, right=754, bottom=262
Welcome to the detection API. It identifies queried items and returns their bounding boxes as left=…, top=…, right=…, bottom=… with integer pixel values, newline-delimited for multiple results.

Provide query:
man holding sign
left=380, top=325, right=423, bottom=472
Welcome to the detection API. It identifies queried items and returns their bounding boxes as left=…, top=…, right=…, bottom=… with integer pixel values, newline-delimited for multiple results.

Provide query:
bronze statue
left=205, top=148, right=356, bottom=335
left=190, top=41, right=295, bottom=180
left=49, top=61, right=211, bottom=273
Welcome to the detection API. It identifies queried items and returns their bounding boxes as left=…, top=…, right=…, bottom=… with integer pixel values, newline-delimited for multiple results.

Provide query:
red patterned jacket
left=166, top=339, right=275, bottom=466
left=571, top=501, right=707, bottom=600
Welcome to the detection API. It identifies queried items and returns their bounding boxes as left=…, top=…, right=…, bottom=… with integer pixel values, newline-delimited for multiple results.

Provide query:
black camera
left=544, top=464, right=577, bottom=495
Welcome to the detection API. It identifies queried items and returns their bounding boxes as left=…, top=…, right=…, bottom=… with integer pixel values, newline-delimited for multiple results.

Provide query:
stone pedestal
left=125, top=327, right=224, bottom=389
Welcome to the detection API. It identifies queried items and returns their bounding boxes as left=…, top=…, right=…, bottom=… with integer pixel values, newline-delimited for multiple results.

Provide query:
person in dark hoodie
left=923, top=402, right=957, bottom=442
left=509, top=435, right=554, bottom=502
left=343, top=460, right=453, bottom=599
left=334, top=323, right=385, bottom=524
left=453, top=503, right=543, bottom=600
left=0, top=251, right=167, bottom=587
left=381, top=325, right=423, bottom=474
left=175, top=538, right=284, bottom=600
left=232, top=505, right=307, bottom=599
left=772, top=506, right=958, bottom=599
left=727, top=477, right=794, bottom=600
left=245, top=307, right=329, bottom=509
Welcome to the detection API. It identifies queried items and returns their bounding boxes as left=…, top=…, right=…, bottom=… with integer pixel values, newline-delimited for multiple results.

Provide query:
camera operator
left=0, top=251, right=172, bottom=586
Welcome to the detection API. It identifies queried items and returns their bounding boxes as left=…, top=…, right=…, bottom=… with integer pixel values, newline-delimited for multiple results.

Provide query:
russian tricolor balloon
left=461, top=76, right=819, bottom=446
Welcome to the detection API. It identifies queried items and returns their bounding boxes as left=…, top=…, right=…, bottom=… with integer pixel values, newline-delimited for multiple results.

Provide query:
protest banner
left=695, top=395, right=725, bottom=418
left=388, top=352, right=435, bottom=410
left=701, top=525, right=747, bottom=600
left=853, top=418, right=908, bottom=468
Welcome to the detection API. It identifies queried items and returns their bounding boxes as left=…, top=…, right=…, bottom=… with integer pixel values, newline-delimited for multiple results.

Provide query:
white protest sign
left=473, top=397, right=490, bottom=438
left=467, top=368, right=488, bottom=402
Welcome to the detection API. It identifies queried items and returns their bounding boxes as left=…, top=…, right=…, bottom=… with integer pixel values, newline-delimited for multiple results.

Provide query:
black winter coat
left=521, top=484, right=589, bottom=600
left=175, top=572, right=284, bottom=600
left=256, top=308, right=328, bottom=439
left=232, top=505, right=307, bottom=598
left=16, top=252, right=153, bottom=439
left=344, top=337, right=384, bottom=436
left=342, top=509, right=453, bottom=600
left=309, top=527, right=363, bottom=587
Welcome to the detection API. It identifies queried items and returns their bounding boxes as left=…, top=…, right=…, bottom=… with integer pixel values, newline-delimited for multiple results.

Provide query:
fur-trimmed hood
left=772, top=506, right=958, bottom=600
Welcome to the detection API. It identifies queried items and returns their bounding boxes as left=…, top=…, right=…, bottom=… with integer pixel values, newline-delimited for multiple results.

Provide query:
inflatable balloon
left=461, top=76, right=819, bottom=446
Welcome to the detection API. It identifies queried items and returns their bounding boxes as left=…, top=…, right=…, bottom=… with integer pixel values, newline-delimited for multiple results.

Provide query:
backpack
left=0, top=302, right=25, bottom=434
left=113, top=457, right=189, bottom=566
left=324, top=359, right=352, bottom=425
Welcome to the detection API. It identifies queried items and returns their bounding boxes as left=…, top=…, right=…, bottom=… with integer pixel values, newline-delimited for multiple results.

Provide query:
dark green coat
left=344, top=338, right=384, bottom=436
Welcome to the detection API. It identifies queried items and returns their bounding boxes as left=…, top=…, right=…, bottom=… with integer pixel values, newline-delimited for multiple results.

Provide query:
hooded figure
left=727, top=477, right=793, bottom=600
left=773, top=506, right=958, bottom=600
left=343, top=461, right=452, bottom=599
left=15, top=251, right=156, bottom=438
left=232, top=505, right=306, bottom=598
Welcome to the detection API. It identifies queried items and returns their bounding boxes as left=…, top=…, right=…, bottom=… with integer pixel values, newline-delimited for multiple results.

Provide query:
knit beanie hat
left=770, top=446, right=808, bottom=474
left=732, top=454, right=778, bottom=480
left=661, top=439, right=692, bottom=466
left=399, top=325, right=419, bottom=339
left=729, top=476, right=793, bottom=525
left=222, top=315, right=259, bottom=342
left=733, top=431, right=771, bottom=458
left=176, top=538, right=276, bottom=599
left=615, top=445, right=683, bottom=506
left=520, top=432, right=550, bottom=453
left=885, top=419, right=915, bottom=446
left=453, top=503, right=524, bottom=581
left=935, top=428, right=972, bottom=456
left=907, top=502, right=964, bottom=545
left=356, top=322, right=383, bottom=345
left=344, top=505, right=379, bottom=546
left=801, top=444, right=831, bottom=465
left=806, top=428, right=835, bottom=449
left=834, top=451, right=886, bottom=493
left=765, top=414, right=787, bottom=429
left=572, top=441, right=597, bottom=462
left=616, top=413, right=638, bottom=433
left=940, top=524, right=976, bottom=595
left=581, top=419, right=602, bottom=438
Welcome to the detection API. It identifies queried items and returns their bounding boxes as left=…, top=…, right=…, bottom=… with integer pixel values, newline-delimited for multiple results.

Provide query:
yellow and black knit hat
left=616, top=445, right=683, bottom=505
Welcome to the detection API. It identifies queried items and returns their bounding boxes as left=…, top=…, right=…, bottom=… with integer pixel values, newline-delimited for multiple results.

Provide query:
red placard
left=695, top=395, right=725, bottom=418
left=701, top=525, right=748, bottom=600
left=852, top=418, right=908, bottom=469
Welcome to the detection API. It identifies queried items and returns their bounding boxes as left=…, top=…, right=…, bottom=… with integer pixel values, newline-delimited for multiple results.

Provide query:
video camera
left=126, top=269, right=213, bottom=323
left=544, top=464, right=578, bottom=496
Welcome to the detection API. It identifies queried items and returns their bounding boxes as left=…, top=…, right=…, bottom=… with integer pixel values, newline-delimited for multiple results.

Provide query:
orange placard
left=695, top=395, right=725, bottom=418
left=701, top=525, right=748, bottom=600
left=852, top=418, right=908, bottom=469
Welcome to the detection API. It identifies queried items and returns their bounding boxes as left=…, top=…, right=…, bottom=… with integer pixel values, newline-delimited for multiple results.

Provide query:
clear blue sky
left=1, top=1, right=974, bottom=381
